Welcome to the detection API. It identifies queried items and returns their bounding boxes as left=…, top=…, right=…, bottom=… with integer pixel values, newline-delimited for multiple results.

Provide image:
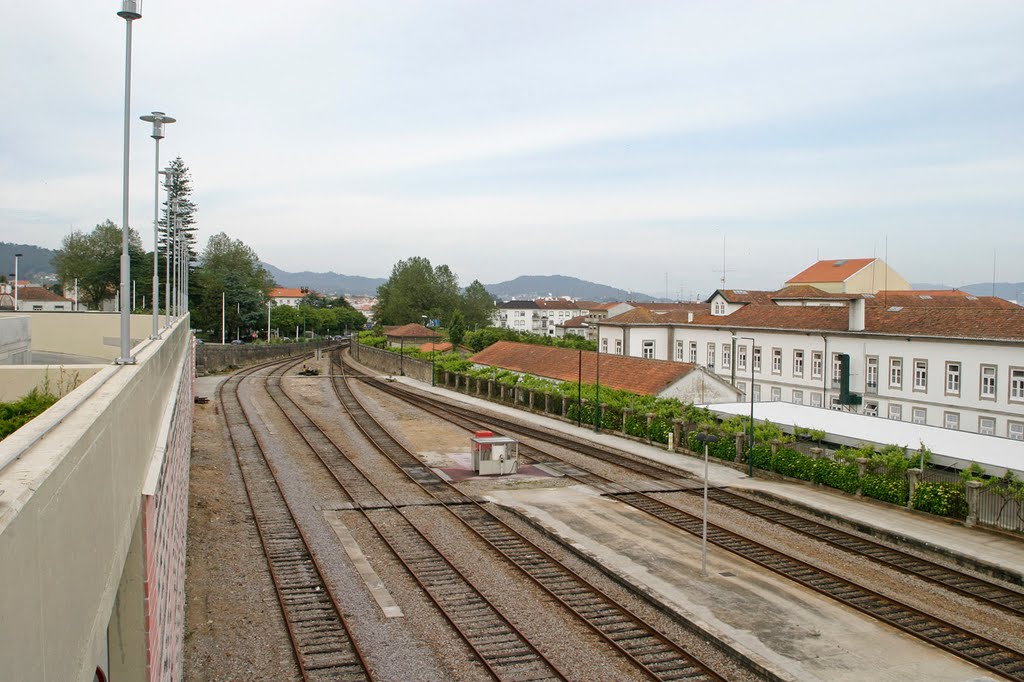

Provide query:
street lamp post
left=13, top=253, right=22, bottom=311
left=116, top=0, right=142, bottom=364
left=594, top=345, right=601, bottom=433
left=266, top=300, right=271, bottom=342
left=733, top=335, right=756, bottom=477
left=694, top=431, right=719, bottom=578
left=141, top=112, right=175, bottom=338
left=159, top=170, right=176, bottom=327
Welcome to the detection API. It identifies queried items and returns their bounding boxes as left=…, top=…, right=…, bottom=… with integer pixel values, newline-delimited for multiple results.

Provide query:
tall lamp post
left=141, top=112, right=175, bottom=338
left=159, top=170, right=176, bottom=327
left=693, top=431, right=719, bottom=577
left=13, top=253, right=22, bottom=311
left=594, top=345, right=601, bottom=433
left=733, top=335, right=756, bottom=477
left=116, top=0, right=142, bottom=364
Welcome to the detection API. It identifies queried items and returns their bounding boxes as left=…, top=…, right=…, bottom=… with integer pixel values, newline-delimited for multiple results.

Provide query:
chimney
left=848, top=297, right=865, bottom=332
left=687, top=311, right=694, bottom=323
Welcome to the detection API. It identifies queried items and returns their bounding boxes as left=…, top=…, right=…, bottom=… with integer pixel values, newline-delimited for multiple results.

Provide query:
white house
left=13, top=286, right=75, bottom=312
left=493, top=300, right=543, bottom=333
left=269, top=287, right=312, bottom=308
left=599, top=286, right=1024, bottom=439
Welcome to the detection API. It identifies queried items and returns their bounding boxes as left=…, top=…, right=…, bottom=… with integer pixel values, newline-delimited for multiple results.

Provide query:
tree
left=447, top=309, right=466, bottom=347
left=460, top=280, right=497, bottom=329
left=52, top=220, right=149, bottom=310
left=190, top=232, right=274, bottom=336
left=162, top=156, right=199, bottom=274
left=375, top=257, right=461, bottom=325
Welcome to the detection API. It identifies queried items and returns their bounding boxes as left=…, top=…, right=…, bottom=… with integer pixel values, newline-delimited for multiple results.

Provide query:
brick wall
left=142, top=341, right=194, bottom=681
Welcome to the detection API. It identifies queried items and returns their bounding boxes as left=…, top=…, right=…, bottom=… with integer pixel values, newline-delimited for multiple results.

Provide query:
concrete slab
left=324, top=511, right=403, bottom=618
left=485, top=484, right=996, bottom=681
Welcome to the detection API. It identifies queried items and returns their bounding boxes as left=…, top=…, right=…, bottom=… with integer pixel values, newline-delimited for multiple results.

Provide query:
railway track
left=219, top=359, right=371, bottom=681
left=326, top=356, right=728, bottom=681
left=340, top=354, right=1024, bottom=681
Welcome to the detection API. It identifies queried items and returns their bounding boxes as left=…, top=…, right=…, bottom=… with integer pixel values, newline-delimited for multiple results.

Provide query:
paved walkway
left=378, top=369, right=1024, bottom=585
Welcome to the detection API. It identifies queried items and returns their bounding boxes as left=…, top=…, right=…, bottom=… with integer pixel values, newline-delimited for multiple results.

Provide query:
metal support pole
left=116, top=13, right=137, bottom=364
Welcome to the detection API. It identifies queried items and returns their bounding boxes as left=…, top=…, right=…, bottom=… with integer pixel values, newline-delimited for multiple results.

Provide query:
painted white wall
left=600, top=323, right=1024, bottom=438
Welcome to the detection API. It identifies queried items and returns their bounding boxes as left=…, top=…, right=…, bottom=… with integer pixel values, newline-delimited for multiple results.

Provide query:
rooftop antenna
left=712, top=236, right=731, bottom=290
left=992, top=248, right=997, bottom=298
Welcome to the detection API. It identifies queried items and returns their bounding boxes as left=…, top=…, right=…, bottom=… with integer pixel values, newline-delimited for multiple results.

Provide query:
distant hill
left=482, top=275, right=664, bottom=302
left=0, top=242, right=58, bottom=281
left=261, top=262, right=386, bottom=296
left=914, top=282, right=1024, bottom=302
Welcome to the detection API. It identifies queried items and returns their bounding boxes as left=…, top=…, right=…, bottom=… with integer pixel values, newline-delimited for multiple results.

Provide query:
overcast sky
left=2, top=1, right=1022, bottom=298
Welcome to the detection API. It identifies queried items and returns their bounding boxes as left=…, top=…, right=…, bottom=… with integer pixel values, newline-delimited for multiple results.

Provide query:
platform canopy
left=701, top=401, right=1024, bottom=476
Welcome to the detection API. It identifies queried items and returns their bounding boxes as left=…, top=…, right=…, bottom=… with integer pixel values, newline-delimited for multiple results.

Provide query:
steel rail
left=219, top=358, right=371, bottom=681
left=349, top=364, right=1024, bottom=680
left=331, top=352, right=727, bottom=682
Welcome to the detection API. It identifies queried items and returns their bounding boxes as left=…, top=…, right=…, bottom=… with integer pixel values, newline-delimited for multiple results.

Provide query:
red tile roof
left=864, top=290, right=1017, bottom=309
left=18, top=286, right=72, bottom=302
left=386, top=323, right=440, bottom=338
left=786, top=258, right=876, bottom=284
left=561, top=315, right=588, bottom=328
left=269, top=287, right=307, bottom=298
left=535, top=300, right=583, bottom=310
left=469, top=341, right=698, bottom=396
left=420, top=342, right=452, bottom=352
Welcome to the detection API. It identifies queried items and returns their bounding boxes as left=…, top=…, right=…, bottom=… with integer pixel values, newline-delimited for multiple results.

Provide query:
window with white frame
left=1010, top=368, right=1024, bottom=402
left=1009, top=421, right=1024, bottom=440
left=944, top=411, right=960, bottom=430
left=888, top=403, right=902, bottom=421
left=614, top=339, right=622, bottom=355
left=810, top=392, right=822, bottom=408
left=722, top=344, right=731, bottom=370
left=601, top=338, right=608, bottom=353
left=642, top=340, right=655, bottom=359
left=675, top=340, right=685, bottom=361
left=793, top=350, right=804, bottom=377
left=912, top=407, right=927, bottom=425
left=753, top=347, right=762, bottom=372
left=980, top=365, right=996, bottom=399
left=889, top=358, right=902, bottom=388
left=832, top=353, right=843, bottom=386
left=737, top=381, right=746, bottom=398
left=707, top=343, right=715, bottom=368
left=866, top=356, right=878, bottom=391
left=770, top=386, right=781, bottom=401
left=863, top=400, right=878, bottom=417
left=752, top=384, right=761, bottom=401
left=689, top=342, right=697, bottom=363
left=913, top=359, right=927, bottom=391
left=738, top=345, right=747, bottom=371
left=772, top=348, right=782, bottom=374
left=811, top=351, right=823, bottom=379
left=792, top=389, right=803, bottom=405
left=945, top=362, right=961, bottom=395
left=979, top=417, right=996, bottom=436
left=713, top=300, right=726, bottom=315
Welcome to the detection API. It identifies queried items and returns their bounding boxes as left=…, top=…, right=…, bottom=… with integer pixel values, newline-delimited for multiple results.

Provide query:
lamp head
left=117, top=0, right=141, bottom=20
left=141, top=111, right=176, bottom=139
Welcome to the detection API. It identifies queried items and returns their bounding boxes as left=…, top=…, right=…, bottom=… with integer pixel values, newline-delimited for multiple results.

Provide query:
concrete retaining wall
left=0, top=311, right=159, bottom=361
left=0, top=319, right=193, bottom=681
left=0, top=365, right=105, bottom=403
left=195, top=341, right=320, bottom=375
left=351, top=342, right=433, bottom=384
left=0, top=315, right=30, bottom=364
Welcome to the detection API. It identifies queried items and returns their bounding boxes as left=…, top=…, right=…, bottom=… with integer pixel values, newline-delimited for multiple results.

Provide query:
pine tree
left=161, top=156, right=199, bottom=268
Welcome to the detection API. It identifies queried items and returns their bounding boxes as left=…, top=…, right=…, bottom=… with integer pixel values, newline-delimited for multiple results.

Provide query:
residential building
left=12, top=286, right=75, bottom=311
left=269, top=287, right=312, bottom=307
left=556, top=315, right=590, bottom=338
left=384, top=323, right=440, bottom=348
left=785, top=258, right=911, bottom=294
left=493, top=300, right=542, bottom=333
left=535, top=299, right=590, bottom=336
left=599, top=284, right=1024, bottom=438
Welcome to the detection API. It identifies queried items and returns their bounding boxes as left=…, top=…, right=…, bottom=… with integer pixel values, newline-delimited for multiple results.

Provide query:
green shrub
left=912, top=482, right=968, bottom=520
left=813, top=459, right=860, bottom=493
left=0, top=389, right=59, bottom=441
left=861, top=473, right=909, bottom=506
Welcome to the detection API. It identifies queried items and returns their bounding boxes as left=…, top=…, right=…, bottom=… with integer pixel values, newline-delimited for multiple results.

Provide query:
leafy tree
left=190, top=232, right=274, bottom=337
left=447, top=309, right=466, bottom=347
left=460, top=280, right=497, bottom=329
left=375, top=257, right=461, bottom=325
left=52, top=220, right=149, bottom=310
